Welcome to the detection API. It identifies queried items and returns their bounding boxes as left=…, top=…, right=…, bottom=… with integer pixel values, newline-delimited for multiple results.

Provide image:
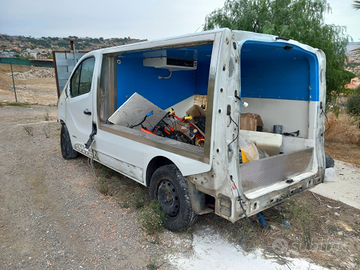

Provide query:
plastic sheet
left=324, top=167, right=337, bottom=182
left=239, top=135, right=259, bottom=162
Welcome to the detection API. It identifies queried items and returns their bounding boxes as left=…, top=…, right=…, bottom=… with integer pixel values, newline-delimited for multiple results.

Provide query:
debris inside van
left=186, top=105, right=207, bottom=135
left=240, top=113, right=264, bottom=132
left=108, top=92, right=166, bottom=128
left=239, top=135, right=260, bottom=162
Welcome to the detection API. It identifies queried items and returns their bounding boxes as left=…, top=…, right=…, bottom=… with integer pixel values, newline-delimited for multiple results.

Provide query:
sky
left=0, top=0, right=358, bottom=42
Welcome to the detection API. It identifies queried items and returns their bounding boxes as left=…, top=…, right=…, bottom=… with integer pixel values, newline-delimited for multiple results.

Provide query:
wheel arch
left=146, top=156, right=209, bottom=217
left=146, top=156, right=173, bottom=187
left=60, top=122, right=79, bottom=159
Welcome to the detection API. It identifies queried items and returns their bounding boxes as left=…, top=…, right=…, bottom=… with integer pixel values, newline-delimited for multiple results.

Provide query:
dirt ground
left=0, top=64, right=359, bottom=269
left=0, top=105, right=191, bottom=269
left=0, top=63, right=57, bottom=105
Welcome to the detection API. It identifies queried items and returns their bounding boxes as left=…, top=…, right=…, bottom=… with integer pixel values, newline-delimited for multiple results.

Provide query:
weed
left=146, top=263, right=158, bottom=270
left=117, top=186, right=131, bottom=207
left=44, top=111, right=50, bottom=121
left=96, top=176, right=110, bottom=195
left=43, top=124, right=50, bottom=138
left=328, top=224, right=338, bottom=233
left=287, top=199, right=313, bottom=247
left=131, top=186, right=148, bottom=209
left=93, top=164, right=123, bottom=196
left=122, top=201, right=130, bottom=208
left=92, top=164, right=159, bottom=231
left=23, top=126, right=33, bottom=136
left=98, top=164, right=117, bottom=178
left=236, top=219, right=259, bottom=250
left=137, top=200, right=165, bottom=235
left=147, top=237, right=160, bottom=245
left=146, top=255, right=164, bottom=269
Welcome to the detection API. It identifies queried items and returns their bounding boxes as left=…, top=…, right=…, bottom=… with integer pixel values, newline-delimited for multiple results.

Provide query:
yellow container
left=241, top=149, right=250, bottom=163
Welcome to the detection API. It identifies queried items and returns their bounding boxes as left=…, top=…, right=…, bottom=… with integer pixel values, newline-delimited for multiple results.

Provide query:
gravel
left=2, top=105, right=359, bottom=270
left=0, top=105, right=181, bottom=269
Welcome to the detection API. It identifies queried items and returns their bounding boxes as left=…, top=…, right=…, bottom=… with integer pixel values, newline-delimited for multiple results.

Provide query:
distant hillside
left=347, top=42, right=360, bottom=54
left=0, top=34, right=147, bottom=52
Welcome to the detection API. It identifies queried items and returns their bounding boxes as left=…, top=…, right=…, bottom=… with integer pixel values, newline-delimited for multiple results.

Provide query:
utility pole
left=10, top=61, right=17, bottom=102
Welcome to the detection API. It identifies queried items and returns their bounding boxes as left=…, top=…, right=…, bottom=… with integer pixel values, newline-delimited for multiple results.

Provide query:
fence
left=0, top=58, right=54, bottom=68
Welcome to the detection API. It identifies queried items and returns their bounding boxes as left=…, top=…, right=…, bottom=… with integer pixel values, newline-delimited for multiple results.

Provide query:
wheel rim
left=157, top=180, right=180, bottom=217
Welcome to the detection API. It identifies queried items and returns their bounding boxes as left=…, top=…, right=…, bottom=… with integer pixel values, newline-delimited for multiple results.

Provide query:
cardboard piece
left=186, top=105, right=206, bottom=136
left=240, top=113, right=264, bottom=131
left=186, top=104, right=206, bottom=118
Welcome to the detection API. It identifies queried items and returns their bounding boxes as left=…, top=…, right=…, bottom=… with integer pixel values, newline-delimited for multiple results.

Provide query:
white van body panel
left=58, top=28, right=326, bottom=224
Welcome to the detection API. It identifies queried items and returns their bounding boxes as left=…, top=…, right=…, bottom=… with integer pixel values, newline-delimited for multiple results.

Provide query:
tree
left=204, top=0, right=352, bottom=103
left=352, top=1, right=360, bottom=59
left=346, top=86, right=360, bottom=128
left=354, top=0, right=360, bottom=10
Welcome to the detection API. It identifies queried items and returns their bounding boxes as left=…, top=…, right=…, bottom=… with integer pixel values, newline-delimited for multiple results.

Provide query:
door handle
left=83, top=109, right=91, bottom=115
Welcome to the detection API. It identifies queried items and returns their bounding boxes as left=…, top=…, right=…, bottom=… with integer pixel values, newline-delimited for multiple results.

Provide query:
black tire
left=325, top=156, right=335, bottom=168
left=61, top=124, right=79, bottom=160
left=149, top=164, right=197, bottom=231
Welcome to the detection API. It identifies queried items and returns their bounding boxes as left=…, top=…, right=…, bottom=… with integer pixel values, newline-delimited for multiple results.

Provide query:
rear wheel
left=149, top=164, right=197, bottom=231
left=61, top=124, right=79, bottom=160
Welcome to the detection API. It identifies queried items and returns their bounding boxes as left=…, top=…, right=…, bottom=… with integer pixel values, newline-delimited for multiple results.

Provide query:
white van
left=58, top=28, right=327, bottom=231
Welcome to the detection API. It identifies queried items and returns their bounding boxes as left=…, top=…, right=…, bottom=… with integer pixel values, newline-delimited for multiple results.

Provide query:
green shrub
left=137, top=200, right=165, bottom=235
left=346, top=86, right=360, bottom=117
left=97, top=176, right=109, bottom=195
left=131, top=187, right=148, bottom=209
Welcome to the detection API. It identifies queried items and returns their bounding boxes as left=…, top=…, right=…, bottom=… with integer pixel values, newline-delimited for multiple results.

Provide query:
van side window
left=70, top=57, right=95, bottom=97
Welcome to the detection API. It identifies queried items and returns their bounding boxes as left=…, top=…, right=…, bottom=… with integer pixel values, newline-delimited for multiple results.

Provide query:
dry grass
left=324, top=141, right=360, bottom=167
left=325, top=112, right=360, bottom=145
left=324, top=112, right=360, bottom=166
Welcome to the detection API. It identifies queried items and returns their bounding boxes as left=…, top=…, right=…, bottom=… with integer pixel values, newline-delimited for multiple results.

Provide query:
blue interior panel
left=116, top=44, right=212, bottom=109
left=240, top=41, right=319, bottom=101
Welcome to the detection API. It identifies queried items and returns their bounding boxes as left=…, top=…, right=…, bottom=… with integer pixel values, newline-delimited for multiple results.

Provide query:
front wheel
left=149, top=164, right=197, bottom=231
left=60, top=124, right=79, bottom=160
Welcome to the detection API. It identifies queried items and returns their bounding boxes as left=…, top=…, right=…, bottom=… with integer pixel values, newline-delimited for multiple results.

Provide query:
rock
left=7, top=67, right=55, bottom=80
left=337, top=231, right=343, bottom=236
left=290, top=250, right=300, bottom=256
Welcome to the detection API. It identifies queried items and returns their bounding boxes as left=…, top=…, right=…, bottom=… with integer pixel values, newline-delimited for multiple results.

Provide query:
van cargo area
left=58, top=29, right=326, bottom=230
left=99, top=35, right=323, bottom=193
